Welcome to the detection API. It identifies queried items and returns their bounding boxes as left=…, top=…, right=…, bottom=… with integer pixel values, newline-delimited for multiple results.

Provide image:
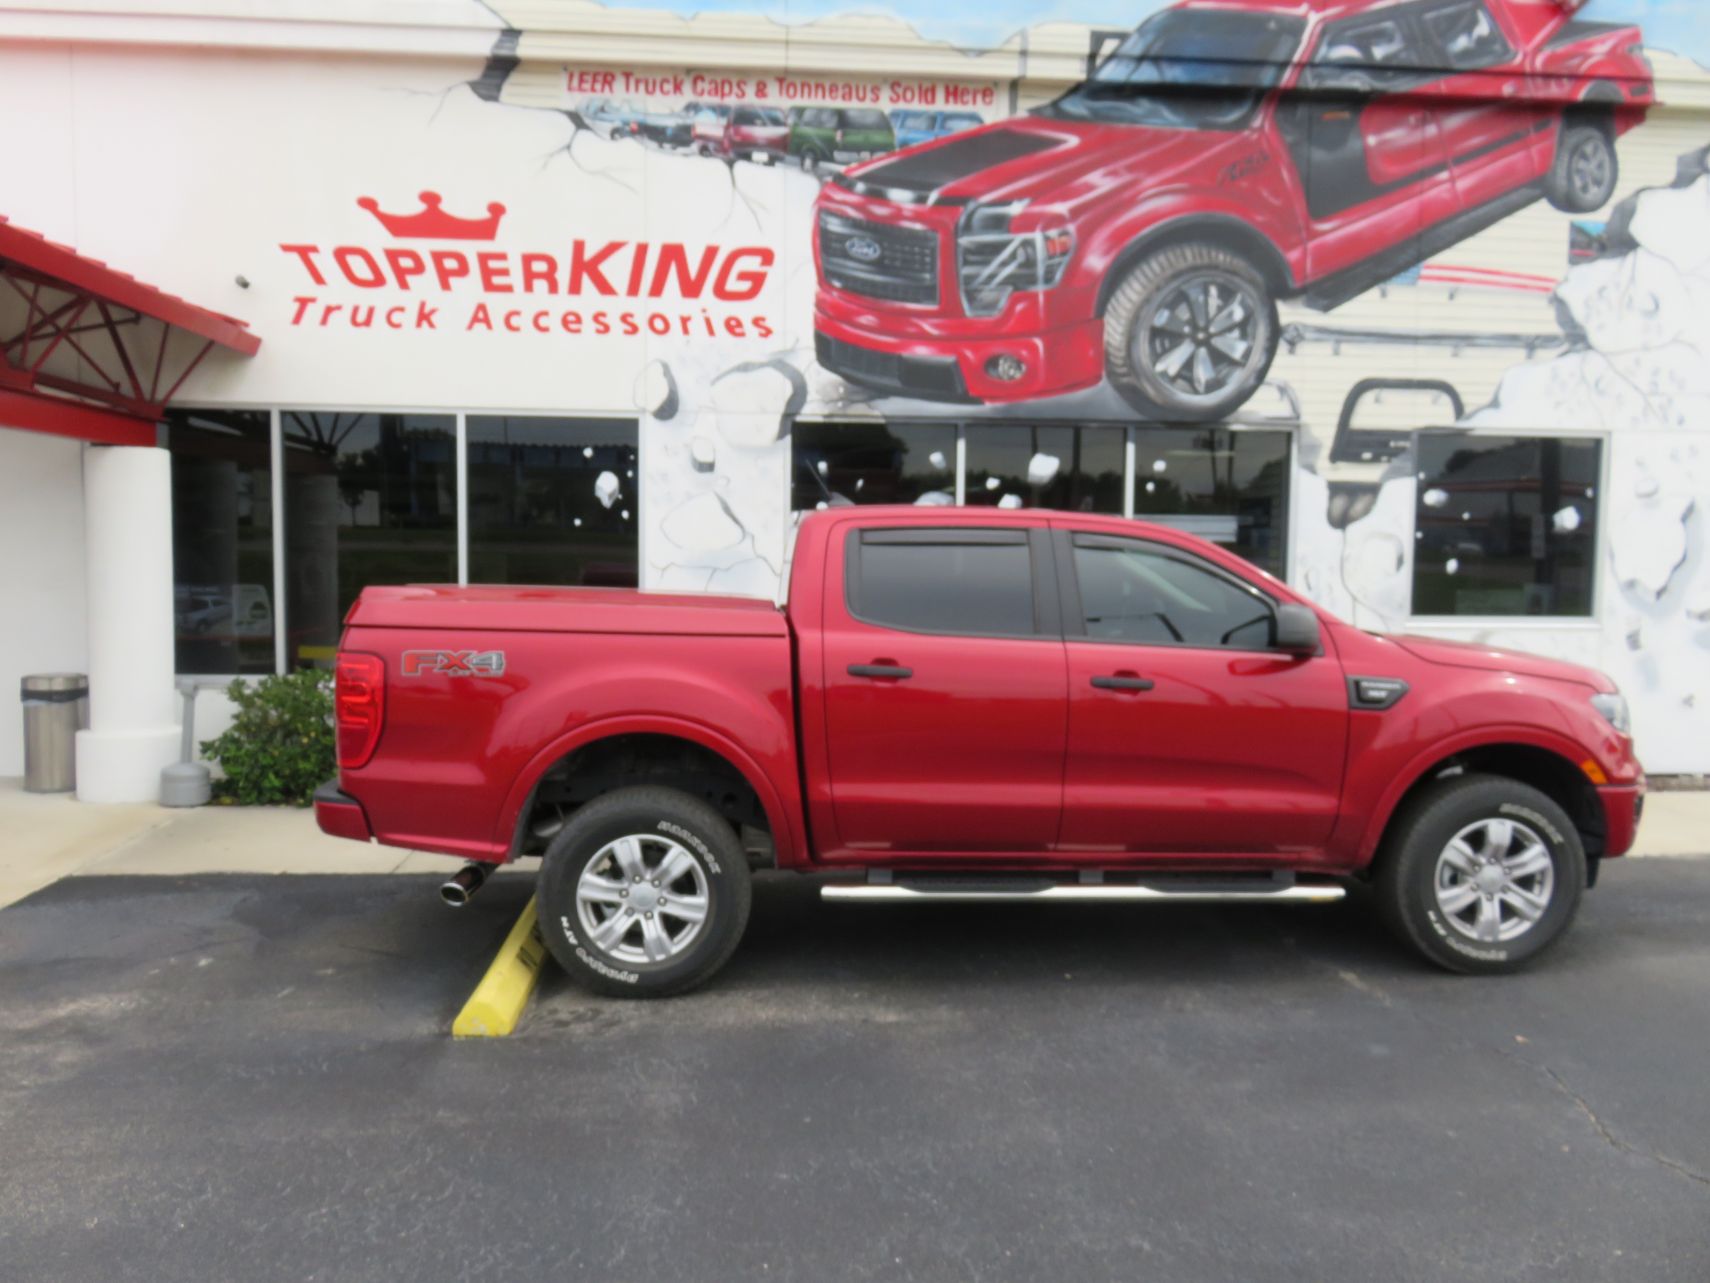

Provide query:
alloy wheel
left=1570, top=138, right=1611, bottom=204
left=1136, top=271, right=1263, bottom=405
left=1432, top=817, right=1556, bottom=944
left=575, top=833, right=711, bottom=965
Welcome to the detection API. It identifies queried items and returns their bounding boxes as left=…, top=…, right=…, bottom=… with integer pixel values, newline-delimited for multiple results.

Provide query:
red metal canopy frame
left=0, top=214, right=260, bottom=447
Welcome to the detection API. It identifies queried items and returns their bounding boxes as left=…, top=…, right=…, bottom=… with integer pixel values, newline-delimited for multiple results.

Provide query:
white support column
left=75, top=444, right=179, bottom=803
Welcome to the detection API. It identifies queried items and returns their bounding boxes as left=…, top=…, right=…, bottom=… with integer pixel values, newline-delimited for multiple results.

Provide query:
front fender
left=1083, top=199, right=1300, bottom=312
left=1345, top=723, right=1597, bottom=867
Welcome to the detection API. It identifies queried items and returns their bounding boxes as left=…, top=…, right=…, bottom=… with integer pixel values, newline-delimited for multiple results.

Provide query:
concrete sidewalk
left=2, top=777, right=1705, bottom=909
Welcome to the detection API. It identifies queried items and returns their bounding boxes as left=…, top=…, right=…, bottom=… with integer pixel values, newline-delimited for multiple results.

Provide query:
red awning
left=0, top=214, right=260, bottom=446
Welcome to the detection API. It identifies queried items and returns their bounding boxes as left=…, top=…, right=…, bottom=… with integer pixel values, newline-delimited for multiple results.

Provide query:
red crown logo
left=356, top=190, right=507, bottom=241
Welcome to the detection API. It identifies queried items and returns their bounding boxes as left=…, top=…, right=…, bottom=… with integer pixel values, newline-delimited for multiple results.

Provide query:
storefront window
left=165, top=409, right=275, bottom=675
left=283, top=412, right=456, bottom=668
left=792, top=421, right=957, bottom=509
left=1413, top=434, right=1600, bottom=617
left=1132, top=427, right=1291, bottom=577
left=964, top=425, right=1125, bottom=513
left=467, top=416, right=639, bottom=587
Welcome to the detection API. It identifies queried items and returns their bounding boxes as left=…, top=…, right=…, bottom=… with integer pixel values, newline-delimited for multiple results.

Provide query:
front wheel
left=1545, top=121, right=1618, bottom=213
left=538, top=786, right=752, bottom=997
left=1101, top=242, right=1279, bottom=422
left=1373, top=774, right=1585, bottom=975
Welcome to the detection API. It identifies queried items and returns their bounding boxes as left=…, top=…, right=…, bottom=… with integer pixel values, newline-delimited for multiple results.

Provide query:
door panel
left=1060, top=642, right=1349, bottom=853
left=820, top=526, right=1067, bottom=854
left=1420, top=2, right=1553, bottom=208
left=1054, top=531, right=1348, bottom=855
left=1275, top=11, right=1458, bottom=280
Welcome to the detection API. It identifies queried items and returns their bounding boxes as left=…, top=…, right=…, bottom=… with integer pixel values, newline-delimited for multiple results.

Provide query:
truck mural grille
left=818, top=211, right=939, bottom=306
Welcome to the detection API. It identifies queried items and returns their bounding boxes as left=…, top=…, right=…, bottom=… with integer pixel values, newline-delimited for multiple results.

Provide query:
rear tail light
left=335, top=652, right=385, bottom=769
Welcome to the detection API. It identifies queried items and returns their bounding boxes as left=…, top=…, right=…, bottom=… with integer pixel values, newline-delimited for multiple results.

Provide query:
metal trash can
left=21, top=673, right=89, bottom=794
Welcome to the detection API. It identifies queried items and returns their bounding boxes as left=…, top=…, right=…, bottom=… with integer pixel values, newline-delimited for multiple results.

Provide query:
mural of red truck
left=813, top=0, right=1653, bottom=419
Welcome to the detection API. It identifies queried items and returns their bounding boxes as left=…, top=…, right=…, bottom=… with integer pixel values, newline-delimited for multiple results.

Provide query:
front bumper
left=1597, top=781, right=1645, bottom=858
left=314, top=780, right=373, bottom=843
left=813, top=309, right=1105, bottom=403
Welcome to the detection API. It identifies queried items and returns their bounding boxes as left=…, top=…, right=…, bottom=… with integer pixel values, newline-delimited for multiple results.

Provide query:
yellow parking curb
left=452, top=895, right=546, bottom=1038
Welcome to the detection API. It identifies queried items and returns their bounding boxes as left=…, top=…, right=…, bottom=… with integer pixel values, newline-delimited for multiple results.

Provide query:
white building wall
left=0, top=429, right=89, bottom=779
left=0, top=3, right=1705, bottom=777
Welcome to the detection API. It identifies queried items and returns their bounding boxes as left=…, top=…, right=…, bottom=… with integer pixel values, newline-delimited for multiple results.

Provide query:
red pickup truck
left=813, top=0, right=1651, bottom=420
left=317, top=507, right=1643, bottom=995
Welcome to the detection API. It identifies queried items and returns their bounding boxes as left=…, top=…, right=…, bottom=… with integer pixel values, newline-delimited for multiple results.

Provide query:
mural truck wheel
left=1546, top=122, right=1618, bottom=213
left=1103, top=243, right=1279, bottom=423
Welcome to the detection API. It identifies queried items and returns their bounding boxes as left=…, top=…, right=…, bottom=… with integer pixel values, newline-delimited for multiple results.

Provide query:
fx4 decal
left=401, top=649, right=506, bottom=677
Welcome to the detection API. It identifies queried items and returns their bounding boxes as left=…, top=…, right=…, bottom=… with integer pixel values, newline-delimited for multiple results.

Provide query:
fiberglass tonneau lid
left=348, top=584, right=788, bottom=636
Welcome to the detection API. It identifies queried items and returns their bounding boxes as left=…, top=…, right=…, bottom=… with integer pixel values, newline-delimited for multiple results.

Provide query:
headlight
left=957, top=201, right=1074, bottom=317
left=1590, top=692, right=1630, bottom=735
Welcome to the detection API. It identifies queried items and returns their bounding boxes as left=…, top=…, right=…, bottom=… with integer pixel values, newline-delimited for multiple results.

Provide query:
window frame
left=1054, top=529, right=1284, bottom=654
left=1416, top=0, right=1514, bottom=73
left=162, top=406, right=279, bottom=678
left=1302, top=9, right=1442, bottom=94
left=1406, top=428, right=1608, bottom=624
left=842, top=526, right=1060, bottom=642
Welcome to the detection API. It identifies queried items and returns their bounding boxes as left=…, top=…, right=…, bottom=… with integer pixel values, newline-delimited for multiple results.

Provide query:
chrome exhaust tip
left=440, top=862, right=490, bottom=908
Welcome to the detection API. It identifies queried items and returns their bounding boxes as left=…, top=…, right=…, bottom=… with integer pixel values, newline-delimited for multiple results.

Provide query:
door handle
left=1091, top=675, right=1154, bottom=692
left=848, top=663, right=913, bottom=680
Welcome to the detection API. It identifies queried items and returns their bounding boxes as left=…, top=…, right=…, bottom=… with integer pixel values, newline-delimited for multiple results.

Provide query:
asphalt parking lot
left=3, top=862, right=1708, bottom=1282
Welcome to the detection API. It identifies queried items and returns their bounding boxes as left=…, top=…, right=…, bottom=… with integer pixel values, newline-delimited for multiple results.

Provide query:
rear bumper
left=1598, top=781, right=1645, bottom=858
left=314, top=780, right=373, bottom=843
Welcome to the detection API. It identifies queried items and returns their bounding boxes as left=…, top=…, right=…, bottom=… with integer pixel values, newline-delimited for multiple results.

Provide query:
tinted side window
left=1305, top=15, right=1428, bottom=90
left=851, top=531, right=1036, bottom=636
left=1072, top=538, right=1275, bottom=649
left=1422, top=1, right=1512, bottom=70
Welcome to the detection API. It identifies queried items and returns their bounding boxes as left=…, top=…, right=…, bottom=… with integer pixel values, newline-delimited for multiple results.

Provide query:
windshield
left=1040, top=10, right=1305, bottom=130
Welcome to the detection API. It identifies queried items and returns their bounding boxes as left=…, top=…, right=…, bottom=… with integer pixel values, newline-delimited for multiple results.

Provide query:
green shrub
left=200, top=670, right=335, bottom=806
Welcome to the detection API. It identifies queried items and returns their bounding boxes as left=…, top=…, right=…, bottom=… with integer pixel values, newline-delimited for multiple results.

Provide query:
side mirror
left=1274, top=603, right=1321, bottom=655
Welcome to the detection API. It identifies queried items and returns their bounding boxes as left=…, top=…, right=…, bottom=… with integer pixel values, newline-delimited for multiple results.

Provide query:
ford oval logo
left=845, top=235, right=882, bottom=263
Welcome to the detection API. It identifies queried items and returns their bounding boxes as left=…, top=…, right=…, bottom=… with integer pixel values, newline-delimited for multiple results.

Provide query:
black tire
left=537, top=786, right=752, bottom=997
left=1102, top=241, right=1280, bottom=422
left=1545, top=121, right=1618, bottom=213
left=1372, top=774, right=1585, bottom=975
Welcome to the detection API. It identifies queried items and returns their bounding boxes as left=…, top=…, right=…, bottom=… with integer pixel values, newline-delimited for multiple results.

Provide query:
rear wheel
left=1373, top=774, right=1585, bottom=974
left=1102, top=242, right=1279, bottom=422
left=1546, top=121, right=1618, bottom=212
left=538, top=786, right=752, bottom=997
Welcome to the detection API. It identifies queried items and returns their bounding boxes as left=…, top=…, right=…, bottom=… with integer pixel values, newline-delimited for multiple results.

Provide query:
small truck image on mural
left=813, top=0, right=1651, bottom=419
left=316, top=506, right=1646, bottom=997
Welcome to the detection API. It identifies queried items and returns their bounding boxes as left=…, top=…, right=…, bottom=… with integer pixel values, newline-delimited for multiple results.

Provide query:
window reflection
left=1413, top=434, right=1599, bottom=617
left=964, top=425, right=1125, bottom=513
left=166, top=409, right=275, bottom=675
left=792, top=421, right=957, bottom=509
left=283, top=412, right=457, bottom=668
left=467, top=416, right=638, bottom=587
left=1132, top=427, right=1290, bottom=576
